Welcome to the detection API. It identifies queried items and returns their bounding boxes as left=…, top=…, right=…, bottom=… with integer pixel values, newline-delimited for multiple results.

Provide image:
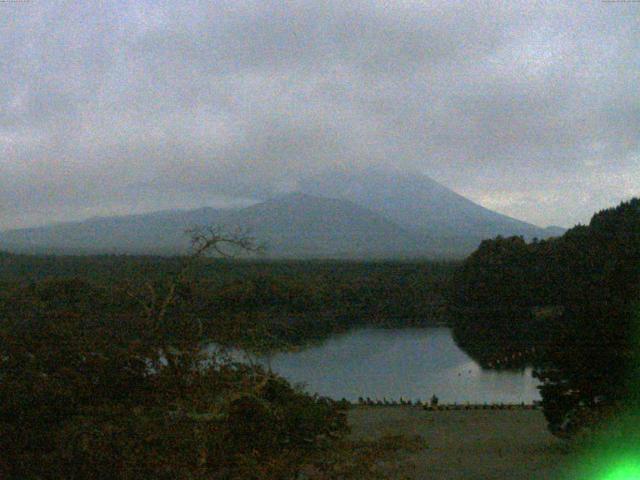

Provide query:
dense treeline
left=450, top=198, right=640, bottom=436
left=0, top=255, right=455, bottom=351
left=448, top=235, right=555, bottom=367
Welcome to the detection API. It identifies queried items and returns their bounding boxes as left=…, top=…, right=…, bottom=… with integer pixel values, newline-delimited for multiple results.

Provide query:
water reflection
left=248, top=327, right=540, bottom=403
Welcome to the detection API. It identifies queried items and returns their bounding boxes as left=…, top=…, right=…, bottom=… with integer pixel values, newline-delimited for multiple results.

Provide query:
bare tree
left=125, top=226, right=262, bottom=373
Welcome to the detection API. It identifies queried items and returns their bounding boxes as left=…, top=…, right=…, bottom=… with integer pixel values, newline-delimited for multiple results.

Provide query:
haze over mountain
left=0, top=169, right=564, bottom=258
left=300, top=168, right=565, bottom=242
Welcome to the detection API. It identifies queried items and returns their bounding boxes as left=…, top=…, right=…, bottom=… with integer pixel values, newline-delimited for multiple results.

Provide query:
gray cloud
left=0, top=0, right=638, bottom=229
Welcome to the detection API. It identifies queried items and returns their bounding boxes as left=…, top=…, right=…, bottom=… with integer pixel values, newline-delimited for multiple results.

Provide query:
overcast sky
left=1, top=0, right=638, bottom=230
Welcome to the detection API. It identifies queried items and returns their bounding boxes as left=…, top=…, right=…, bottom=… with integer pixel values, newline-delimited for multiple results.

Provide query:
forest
left=450, top=198, right=640, bottom=436
left=0, top=253, right=455, bottom=353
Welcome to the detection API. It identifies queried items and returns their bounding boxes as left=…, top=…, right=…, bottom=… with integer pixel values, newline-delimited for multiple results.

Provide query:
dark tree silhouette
left=450, top=198, right=640, bottom=436
left=0, top=228, right=348, bottom=479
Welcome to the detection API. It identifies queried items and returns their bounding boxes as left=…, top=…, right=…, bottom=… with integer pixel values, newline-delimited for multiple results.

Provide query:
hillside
left=0, top=207, right=228, bottom=255
left=300, top=168, right=561, bottom=245
left=0, top=170, right=564, bottom=258
left=0, top=193, right=427, bottom=258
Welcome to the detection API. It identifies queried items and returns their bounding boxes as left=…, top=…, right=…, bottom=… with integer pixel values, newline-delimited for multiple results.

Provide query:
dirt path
left=348, top=406, right=572, bottom=479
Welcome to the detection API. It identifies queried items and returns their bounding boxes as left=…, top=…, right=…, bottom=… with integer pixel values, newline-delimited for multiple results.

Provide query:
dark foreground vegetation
left=0, top=232, right=449, bottom=479
left=450, top=198, right=640, bottom=437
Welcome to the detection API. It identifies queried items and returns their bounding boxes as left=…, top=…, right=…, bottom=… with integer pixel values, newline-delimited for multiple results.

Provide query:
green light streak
left=601, top=459, right=640, bottom=480
left=556, top=294, right=640, bottom=480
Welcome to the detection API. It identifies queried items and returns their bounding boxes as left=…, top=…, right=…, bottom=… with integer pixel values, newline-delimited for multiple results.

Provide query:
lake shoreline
left=350, top=400, right=541, bottom=410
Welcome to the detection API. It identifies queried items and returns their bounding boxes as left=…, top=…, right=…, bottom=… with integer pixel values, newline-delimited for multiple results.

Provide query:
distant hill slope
left=0, top=193, right=429, bottom=258
left=0, top=170, right=565, bottom=258
left=220, top=193, right=426, bottom=257
left=300, top=168, right=562, bottom=245
left=0, top=207, right=228, bottom=255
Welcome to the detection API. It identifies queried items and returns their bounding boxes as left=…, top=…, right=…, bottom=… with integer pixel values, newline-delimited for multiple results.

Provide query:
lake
left=249, top=327, right=540, bottom=404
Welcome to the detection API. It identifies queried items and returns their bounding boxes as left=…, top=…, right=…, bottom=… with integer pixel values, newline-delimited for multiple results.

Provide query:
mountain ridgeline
left=0, top=169, right=563, bottom=258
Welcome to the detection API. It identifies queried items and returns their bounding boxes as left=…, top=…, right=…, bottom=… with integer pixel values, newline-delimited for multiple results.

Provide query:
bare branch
left=185, top=225, right=263, bottom=260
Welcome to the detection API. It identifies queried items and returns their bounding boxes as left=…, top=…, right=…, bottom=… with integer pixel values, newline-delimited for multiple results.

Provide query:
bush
left=0, top=310, right=348, bottom=479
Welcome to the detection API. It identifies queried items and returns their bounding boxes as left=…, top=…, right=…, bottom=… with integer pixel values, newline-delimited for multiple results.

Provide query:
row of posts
left=352, top=396, right=541, bottom=410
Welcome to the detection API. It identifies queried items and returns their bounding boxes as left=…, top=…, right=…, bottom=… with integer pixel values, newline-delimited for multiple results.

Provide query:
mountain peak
left=300, top=167, right=554, bottom=241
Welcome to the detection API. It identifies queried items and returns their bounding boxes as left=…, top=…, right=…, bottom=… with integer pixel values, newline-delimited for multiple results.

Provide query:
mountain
left=0, top=193, right=427, bottom=258
left=299, top=168, right=563, bottom=247
left=542, top=225, right=568, bottom=237
left=0, top=207, right=228, bottom=255
left=218, top=193, right=425, bottom=257
left=0, top=169, right=565, bottom=258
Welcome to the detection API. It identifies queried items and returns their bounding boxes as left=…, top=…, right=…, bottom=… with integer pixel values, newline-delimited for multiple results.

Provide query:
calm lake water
left=249, top=328, right=540, bottom=404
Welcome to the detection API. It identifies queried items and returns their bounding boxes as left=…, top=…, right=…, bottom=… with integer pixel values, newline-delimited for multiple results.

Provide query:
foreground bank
left=348, top=406, right=571, bottom=480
